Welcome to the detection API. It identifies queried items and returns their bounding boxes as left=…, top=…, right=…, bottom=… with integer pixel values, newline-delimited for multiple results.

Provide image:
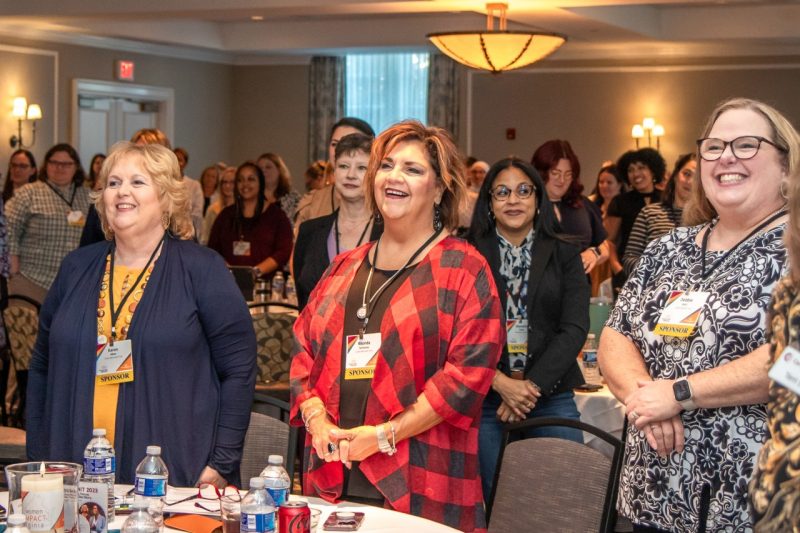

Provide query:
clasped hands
left=624, top=379, right=685, bottom=458
left=493, top=372, right=541, bottom=423
left=306, top=414, right=380, bottom=469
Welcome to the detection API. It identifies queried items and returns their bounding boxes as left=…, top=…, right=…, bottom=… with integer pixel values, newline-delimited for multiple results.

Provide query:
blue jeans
left=479, top=390, right=582, bottom=502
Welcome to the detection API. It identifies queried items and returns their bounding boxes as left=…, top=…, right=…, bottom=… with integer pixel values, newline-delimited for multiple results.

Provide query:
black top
left=470, top=230, right=589, bottom=396
left=340, top=258, right=415, bottom=500
left=606, top=189, right=662, bottom=257
left=552, top=196, right=607, bottom=251
left=79, top=205, right=107, bottom=248
left=293, top=212, right=383, bottom=310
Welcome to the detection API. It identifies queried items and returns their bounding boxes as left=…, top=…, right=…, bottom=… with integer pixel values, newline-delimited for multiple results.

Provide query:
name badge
left=344, top=333, right=380, bottom=380
left=67, top=210, right=85, bottom=227
left=233, top=240, right=251, bottom=256
left=768, top=345, right=800, bottom=396
left=654, top=290, right=709, bottom=337
left=506, top=319, right=528, bottom=371
left=96, top=339, right=134, bottom=385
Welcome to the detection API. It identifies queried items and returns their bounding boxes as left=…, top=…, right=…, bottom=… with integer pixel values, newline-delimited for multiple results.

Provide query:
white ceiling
left=1, top=0, right=798, bottom=65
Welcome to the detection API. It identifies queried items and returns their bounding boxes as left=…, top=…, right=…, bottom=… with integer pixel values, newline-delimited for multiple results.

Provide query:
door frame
left=70, top=78, right=175, bottom=149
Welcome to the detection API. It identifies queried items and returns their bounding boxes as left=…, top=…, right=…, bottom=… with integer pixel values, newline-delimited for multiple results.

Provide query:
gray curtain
left=426, top=54, right=460, bottom=142
left=308, top=56, right=345, bottom=163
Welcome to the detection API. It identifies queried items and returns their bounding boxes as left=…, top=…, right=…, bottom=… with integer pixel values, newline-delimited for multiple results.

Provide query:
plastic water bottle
left=6, top=514, right=30, bottom=533
left=134, top=446, right=169, bottom=530
left=121, top=501, right=158, bottom=533
left=240, top=477, right=275, bottom=533
left=83, top=428, right=116, bottom=521
left=581, top=333, right=602, bottom=385
left=259, top=455, right=290, bottom=507
left=270, top=272, right=285, bottom=302
left=284, top=275, right=298, bottom=307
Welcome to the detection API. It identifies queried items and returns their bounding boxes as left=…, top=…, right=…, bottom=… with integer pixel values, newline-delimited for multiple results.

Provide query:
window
left=345, top=53, right=429, bottom=134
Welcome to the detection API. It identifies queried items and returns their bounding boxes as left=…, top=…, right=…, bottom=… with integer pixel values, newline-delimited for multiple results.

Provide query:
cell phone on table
left=323, top=511, right=365, bottom=531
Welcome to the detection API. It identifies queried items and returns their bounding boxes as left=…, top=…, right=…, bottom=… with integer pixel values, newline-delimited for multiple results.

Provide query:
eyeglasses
left=165, top=483, right=240, bottom=506
left=696, top=136, right=786, bottom=161
left=491, top=183, right=535, bottom=201
left=10, top=163, right=31, bottom=170
left=47, top=160, right=76, bottom=169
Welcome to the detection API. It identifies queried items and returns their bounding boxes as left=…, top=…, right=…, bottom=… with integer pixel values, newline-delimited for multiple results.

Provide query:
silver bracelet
left=376, top=422, right=397, bottom=455
left=301, top=407, right=322, bottom=432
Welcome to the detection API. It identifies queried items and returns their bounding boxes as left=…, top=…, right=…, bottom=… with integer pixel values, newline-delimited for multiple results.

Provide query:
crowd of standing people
left=0, top=96, right=798, bottom=532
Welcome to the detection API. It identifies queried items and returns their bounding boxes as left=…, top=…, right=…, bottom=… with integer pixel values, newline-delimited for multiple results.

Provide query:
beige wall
left=0, top=37, right=233, bottom=180
left=230, top=65, right=309, bottom=192
left=468, top=64, right=800, bottom=187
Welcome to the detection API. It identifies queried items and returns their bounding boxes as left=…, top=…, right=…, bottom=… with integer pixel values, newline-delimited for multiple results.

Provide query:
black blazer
left=471, top=230, right=590, bottom=396
left=293, top=211, right=383, bottom=310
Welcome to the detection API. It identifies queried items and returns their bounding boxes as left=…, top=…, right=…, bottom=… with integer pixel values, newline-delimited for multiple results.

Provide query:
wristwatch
left=673, top=378, right=697, bottom=411
left=591, top=246, right=601, bottom=258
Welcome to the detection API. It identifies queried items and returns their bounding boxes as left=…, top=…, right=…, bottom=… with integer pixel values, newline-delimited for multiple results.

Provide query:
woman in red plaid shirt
left=291, top=120, right=504, bottom=532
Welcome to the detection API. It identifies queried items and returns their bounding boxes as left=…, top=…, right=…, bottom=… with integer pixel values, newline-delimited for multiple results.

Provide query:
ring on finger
left=630, top=410, right=639, bottom=421
left=327, top=442, right=337, bottom=454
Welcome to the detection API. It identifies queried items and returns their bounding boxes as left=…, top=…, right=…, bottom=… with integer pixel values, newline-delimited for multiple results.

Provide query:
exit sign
left=116, top=60, right=135, bottom=81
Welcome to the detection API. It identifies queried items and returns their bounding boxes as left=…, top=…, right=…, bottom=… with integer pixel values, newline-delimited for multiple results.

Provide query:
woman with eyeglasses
left=598, top=98, right=794, bottom=532
left=468, top=158, right=589, bottom=503
left=3, top=149, right=38, bottom=203
left=6, top=143, right=90, bottom=303
left=622, top=153, right=696, bottom=275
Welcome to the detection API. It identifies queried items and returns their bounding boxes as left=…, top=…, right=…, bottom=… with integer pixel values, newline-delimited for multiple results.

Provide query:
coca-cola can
left=279, top=501, right=311, bottom=533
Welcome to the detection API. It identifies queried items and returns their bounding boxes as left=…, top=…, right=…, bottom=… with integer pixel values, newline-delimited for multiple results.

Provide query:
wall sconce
left=631, top=117, right=664, bottom=150
left=9, top=97, right=42, bottom=149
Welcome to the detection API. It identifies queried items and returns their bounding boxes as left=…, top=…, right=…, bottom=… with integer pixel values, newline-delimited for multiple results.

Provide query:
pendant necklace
left=356, top=227, right=442, bottom=332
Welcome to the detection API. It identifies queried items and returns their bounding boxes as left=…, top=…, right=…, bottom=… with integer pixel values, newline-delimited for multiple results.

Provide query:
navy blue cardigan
left=27, top=236, right=257, bottom=486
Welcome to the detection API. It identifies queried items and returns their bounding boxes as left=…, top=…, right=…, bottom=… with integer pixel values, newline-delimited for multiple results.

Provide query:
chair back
left=3, top=295, right=40, bottom=372
left=487, top=417, right=624, bottom=533
left=241, top=396, right=297, bottom=489
left=252, top=311, right=296, bottom=383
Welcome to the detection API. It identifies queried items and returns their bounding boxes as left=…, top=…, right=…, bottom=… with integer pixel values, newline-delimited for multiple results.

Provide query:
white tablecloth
left=575, top=385, right=626, bottom=457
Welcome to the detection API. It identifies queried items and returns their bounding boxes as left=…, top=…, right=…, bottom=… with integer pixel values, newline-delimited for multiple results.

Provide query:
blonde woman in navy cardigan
left=27, top=142, right=256, bottom=487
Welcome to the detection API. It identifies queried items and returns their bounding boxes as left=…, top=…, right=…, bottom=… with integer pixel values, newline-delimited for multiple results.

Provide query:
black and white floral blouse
left=607, top=222, right=787, bottom=531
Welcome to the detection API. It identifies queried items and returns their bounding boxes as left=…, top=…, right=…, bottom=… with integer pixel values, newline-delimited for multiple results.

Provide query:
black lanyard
left=108, top=234, right=166, bottom=342
left=700, top=209, right=786, bottom=280
left=45, top=181, right=77, bottom=209
left=334, top=209, right=372, bottom=256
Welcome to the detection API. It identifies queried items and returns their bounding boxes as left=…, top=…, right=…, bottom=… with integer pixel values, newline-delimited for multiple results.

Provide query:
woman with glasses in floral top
left=6, top=143, right=90, bottom=302
left=468, top=157, right=590, bottom=503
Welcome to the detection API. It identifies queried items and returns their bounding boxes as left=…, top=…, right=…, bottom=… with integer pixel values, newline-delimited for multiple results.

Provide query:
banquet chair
left=2, top=294, right=41, bottom=429
left=251, top=308, right=297, bottom=387
left=241, top=395, right=297, bottom=489
left=486, top=417, right=624, bottom=533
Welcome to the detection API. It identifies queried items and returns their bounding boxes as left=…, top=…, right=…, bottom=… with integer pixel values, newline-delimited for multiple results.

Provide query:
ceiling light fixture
left=427, top=3, right=566, bottom=74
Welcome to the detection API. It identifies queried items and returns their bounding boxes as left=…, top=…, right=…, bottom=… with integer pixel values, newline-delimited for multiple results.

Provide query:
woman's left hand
left=624, top=379, right=682, bottom=429
left=333, top=426, right=380, bottom=468
left=197, top=466, right=226, bottom=489
left=496, top=401, right=524, bottom=423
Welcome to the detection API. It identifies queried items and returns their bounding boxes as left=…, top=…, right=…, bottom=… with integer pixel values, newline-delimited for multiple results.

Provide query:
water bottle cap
left=267, top=455, right=283, bottom=465
left=587, top=333, right=596, bottom=339
left=93, top=428, right=107, bottom=437
left=249, top=477, right=265, bottom=488
left=8, top=514, right=26, bottom=526
left=146, top=445, right=161, bottom=455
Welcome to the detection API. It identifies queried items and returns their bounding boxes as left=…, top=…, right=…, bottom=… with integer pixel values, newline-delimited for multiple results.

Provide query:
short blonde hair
left=93, top=142, right=194, bottom=240
left=684, top=98, right=800, bottom=228
left=364, top=120, right=466, bottom=231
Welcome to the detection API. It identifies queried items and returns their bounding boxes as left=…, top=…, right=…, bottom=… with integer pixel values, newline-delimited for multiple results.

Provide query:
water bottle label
left=266, top=487, right=288, bottom=507
left=582, top=349, right=598, bottom=364
left=84, top=457, right=115, bottom=475
left=135, top=476, right=167, bottom=497
left=241, top=512, right=275, bottom=532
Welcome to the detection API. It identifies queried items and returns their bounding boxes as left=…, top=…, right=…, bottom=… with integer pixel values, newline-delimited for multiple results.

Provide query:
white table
left=575, top=385, right=626, bottom=456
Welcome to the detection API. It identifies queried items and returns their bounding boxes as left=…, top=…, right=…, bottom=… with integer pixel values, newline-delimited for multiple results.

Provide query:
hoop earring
left=161, top=212, right=171, bottom=230
left=433, top=203, right=443, bottom=232
left=374, top=210, right=383, bottom=224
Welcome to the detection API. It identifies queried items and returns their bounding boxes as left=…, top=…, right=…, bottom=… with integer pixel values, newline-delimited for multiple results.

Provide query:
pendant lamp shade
left=428, top=3, right=566, bottom=74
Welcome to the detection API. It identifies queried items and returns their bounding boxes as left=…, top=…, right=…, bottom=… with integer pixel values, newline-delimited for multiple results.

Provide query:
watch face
left=673, top=379, right=691, bottom=401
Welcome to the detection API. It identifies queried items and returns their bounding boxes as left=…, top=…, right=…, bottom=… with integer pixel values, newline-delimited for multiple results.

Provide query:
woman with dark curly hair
left=605, top=147, right=666, bottom=291
left=532, top=139, right=608, bottom=274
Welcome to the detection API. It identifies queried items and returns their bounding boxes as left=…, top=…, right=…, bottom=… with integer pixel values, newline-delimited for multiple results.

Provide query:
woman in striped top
left=622, top=153, right=696, bottom=275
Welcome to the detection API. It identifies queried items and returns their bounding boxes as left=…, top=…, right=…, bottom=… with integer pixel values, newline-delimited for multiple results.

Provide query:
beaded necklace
left=96, top=258, right=155, bottom=343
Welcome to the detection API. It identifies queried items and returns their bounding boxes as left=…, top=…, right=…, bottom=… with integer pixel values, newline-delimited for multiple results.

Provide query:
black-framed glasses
left=491, top=183, right=535, bottom=201
left=696, top=136, right=786, bottom=161
left=47, top=160, right=76, bottom=169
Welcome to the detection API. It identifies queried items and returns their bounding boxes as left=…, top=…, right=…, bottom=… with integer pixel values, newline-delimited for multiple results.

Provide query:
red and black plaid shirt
left=291, top=236, right=503, bottom=532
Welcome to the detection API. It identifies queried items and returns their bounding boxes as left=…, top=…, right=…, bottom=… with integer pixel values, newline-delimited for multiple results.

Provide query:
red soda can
left=279, top=501, right=311, bottom=533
